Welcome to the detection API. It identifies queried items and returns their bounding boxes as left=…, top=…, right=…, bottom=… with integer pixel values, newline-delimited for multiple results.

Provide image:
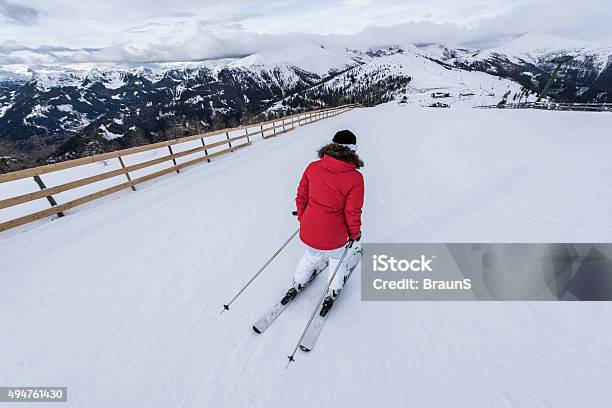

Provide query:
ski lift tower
left=536, top=55, right=574, bottom=102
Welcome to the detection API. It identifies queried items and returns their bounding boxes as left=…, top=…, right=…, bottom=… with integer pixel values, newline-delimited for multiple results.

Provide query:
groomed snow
left=1, top=105, right=612, bottom=407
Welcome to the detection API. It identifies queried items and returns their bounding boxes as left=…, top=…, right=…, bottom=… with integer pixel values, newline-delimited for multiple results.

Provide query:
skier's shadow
left=382, top=163, right=534, bottom=241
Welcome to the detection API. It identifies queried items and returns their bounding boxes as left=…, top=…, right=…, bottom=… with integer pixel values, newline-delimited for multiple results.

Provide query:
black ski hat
left=332, top=130, right=356, bottom=145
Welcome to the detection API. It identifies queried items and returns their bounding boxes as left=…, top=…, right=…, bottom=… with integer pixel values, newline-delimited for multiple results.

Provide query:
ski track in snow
left=1, top=104, right=612, bottom=407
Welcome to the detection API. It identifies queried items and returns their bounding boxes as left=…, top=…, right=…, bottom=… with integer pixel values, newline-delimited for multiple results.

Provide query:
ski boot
left=320, top=290, right=339, bottom=316
left=281, top=267, right=322, bottom=305
left=281, top=286, right=301, bottom=305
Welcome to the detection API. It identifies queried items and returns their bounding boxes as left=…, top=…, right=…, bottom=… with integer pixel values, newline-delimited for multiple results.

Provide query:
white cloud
left=0, top=0, right=610, bottom=64
left=0, top=0, right=39, bottom=25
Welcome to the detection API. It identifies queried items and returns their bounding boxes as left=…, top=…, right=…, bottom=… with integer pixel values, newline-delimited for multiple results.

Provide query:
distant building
left=429, top=102, right=450, bottom=108
left=431, top=92, right=451, bottom=98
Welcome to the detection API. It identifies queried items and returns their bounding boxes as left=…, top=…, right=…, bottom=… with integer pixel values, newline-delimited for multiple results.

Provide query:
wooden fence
left=0, top=104, right=357, bottom=232
left=476, top=102, right=612, bottom=112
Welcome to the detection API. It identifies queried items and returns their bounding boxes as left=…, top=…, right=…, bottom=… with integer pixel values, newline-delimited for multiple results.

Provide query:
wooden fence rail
left=0, top=104, right=358, bottom=232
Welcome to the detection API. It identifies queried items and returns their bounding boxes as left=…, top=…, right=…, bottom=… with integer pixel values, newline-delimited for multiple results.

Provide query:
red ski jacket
left=296, top=145, right=364, bottom=250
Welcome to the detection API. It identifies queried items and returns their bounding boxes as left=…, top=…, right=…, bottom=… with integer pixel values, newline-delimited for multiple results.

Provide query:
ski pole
left=286, top=242, right=351, bottom=368
left=221, top=228, right=299, bottom=313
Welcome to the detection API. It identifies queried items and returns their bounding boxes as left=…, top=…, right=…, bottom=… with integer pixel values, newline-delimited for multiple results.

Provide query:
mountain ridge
left=1, top=33, right=610, bottom=172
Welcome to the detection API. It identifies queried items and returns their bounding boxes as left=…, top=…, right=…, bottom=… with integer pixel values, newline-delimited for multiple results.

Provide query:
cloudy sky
left=1, top=0, right=610, bottom=64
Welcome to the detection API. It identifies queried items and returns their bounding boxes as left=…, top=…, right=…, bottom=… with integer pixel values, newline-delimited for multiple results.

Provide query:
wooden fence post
left=167, top=145, right=179, bottom=173
left=32, top=175, right=65, bottom=217
left=201, top=138, right=210, bottom=162
left=2, top=108, right=354, bottom=232
left=117, top=156, right=136, bottom=191
left=226, top=132, right=233, bottom=151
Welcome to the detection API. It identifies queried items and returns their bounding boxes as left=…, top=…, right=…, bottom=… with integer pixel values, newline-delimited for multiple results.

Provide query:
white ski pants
left=293, top=244, right=351, bottom=292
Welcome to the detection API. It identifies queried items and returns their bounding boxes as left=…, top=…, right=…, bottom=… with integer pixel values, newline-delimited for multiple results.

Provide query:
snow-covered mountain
left=426, top=33, right=612, bottom=103
left=0, top=47, right=360, bottom=172
left=1, top=33, right=610, bottom=173
left=268, top=45, right=532, bottom=115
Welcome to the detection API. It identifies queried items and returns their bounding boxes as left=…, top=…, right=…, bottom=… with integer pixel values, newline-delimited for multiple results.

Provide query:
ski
left=299, top=250, right=361, bottom=352
left=253, top=262, right=328, bottom=334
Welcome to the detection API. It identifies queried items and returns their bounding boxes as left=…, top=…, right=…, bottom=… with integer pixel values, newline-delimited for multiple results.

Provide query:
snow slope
left=351, top=49, right=532, bottom=106
left=1, top=42, right=361, bottom=92
left=434, top=32, right=612, bottom=70
left=266, top=47, right=535, bottom=115
left=1, top=105, right=612, bottom=407
left=414, top=33, right=612, bottom=103
left=230, top=42, right=362, bottom=75
left=493, top=32, right=611, bottom=65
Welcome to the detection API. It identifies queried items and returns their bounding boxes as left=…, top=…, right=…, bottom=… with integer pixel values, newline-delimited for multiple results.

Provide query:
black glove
left=347, top=234, right=361, bottom=247
left=292, top=211, right=298, bottom=216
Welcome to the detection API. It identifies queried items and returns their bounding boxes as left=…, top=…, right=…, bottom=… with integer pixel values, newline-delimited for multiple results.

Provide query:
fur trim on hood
left=317, top=143, right=364, bottom=169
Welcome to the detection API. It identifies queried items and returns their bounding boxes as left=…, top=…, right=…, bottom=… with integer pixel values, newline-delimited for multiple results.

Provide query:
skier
left=282, top=130, right=364, bottom=314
